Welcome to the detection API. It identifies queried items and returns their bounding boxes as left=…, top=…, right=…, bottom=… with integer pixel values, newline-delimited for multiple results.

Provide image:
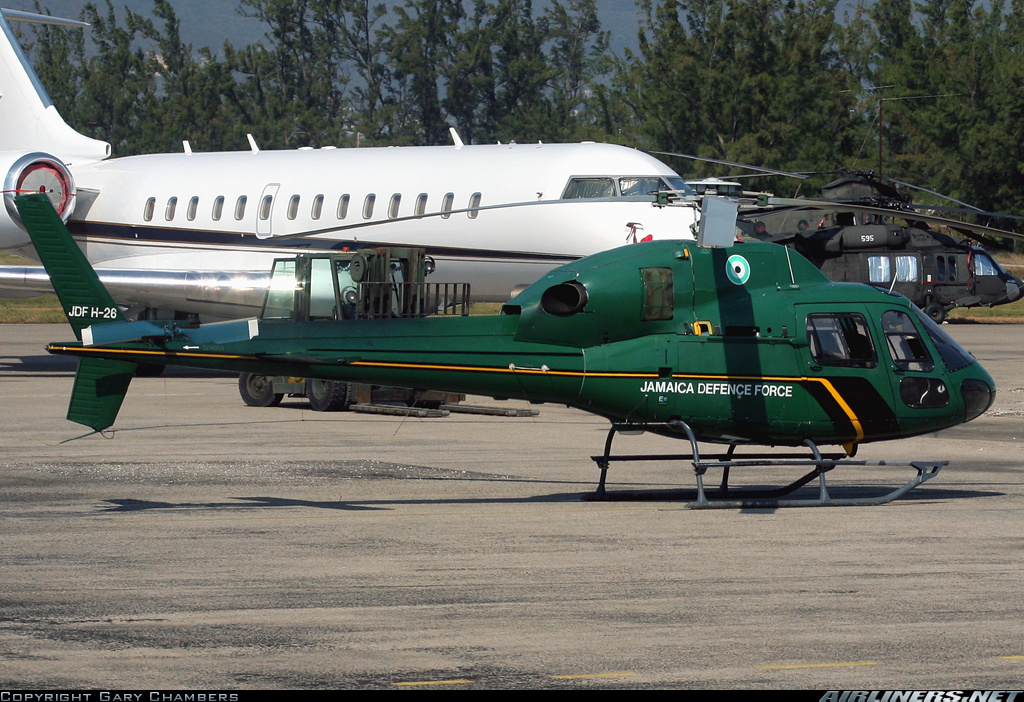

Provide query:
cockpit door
left=798, top=303, right=898, bottom=444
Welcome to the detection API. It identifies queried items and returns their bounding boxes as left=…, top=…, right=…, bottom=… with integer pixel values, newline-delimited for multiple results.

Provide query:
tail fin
left=15, top=192, right=124, bottom=339
left=15, top=192, right=136, bottom=432
left=0, top=11, right=109, bottom=161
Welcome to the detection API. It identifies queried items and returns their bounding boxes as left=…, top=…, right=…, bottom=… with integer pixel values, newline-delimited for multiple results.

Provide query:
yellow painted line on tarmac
left=761, top=661, right=879, bottom=670
left=997, top=655, right=1024, bottom=659
left=551, top=672, right=638, bottom=680
left=392, top=679, right=473, bottom=687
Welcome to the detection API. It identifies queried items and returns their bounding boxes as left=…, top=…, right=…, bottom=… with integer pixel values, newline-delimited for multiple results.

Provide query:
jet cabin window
left=311, top=194, right=324, bottom=220
left=165, top=197, right=177, bottom=221
left=363, top=194, right=376, bottom=219
left=806, top=313, right=877, bottom=368
left=143, top=197, right=155, bottom=222
left=468, top=192, right=481, bottom=219
left=187, top=196, right=198, bottom=221
left=235, top=196, right=247, bottom=220
left=441, top=192, right=454, bottom=219
left=337, top=194, right=350, bottom=219
left=212, top=196, right=224, bottom=221
left=389, top=194, right=401, bottom=219
left=415, top=193, right=428, bottom=216
left=259, top=195, right=273, bottom=221
left=287, top=195, right=300, bottom=220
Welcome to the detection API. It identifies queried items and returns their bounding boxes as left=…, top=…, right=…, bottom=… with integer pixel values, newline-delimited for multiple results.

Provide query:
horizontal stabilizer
left=67, top=357, right=137, bottom=431
left=14, top=193, right=124, bottom=339
left=82, top=317, right=259, bottom=346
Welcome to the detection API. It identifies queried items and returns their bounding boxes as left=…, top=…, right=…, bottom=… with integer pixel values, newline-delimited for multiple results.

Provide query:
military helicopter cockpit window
left=972, top=251, right=1003, bottom=277
left=806, top=313, right=877, bottom=367
left=881, top=310, right=934, bottom=372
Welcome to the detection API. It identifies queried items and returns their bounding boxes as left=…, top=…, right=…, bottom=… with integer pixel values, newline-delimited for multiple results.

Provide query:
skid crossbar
left=589, top=421, right=946, bottom=508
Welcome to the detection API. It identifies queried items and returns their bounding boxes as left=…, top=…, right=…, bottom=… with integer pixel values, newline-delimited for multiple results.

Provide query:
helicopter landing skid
left=589, top=421, right=946, bottom=508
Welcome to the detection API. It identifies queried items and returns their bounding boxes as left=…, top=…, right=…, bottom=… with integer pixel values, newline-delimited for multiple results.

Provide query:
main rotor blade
left=648, top=151, right=809, bottom=179
left=900, top=202, right=1024, bottom=223
left=873, top=175, right=986, bottom=212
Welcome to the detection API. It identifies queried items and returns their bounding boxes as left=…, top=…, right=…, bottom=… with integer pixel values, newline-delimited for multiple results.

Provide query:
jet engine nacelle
left=0, top=151, right=76, bottom=249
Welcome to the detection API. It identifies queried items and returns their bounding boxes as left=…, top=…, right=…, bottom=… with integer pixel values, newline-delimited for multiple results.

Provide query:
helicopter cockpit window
left=562, top=178, right=615, bottom=199
left=881, top=310, right=934, bottom=372
left=640, top=267, right=673, bottom=321
left=806, top=313, right=877, bottom=367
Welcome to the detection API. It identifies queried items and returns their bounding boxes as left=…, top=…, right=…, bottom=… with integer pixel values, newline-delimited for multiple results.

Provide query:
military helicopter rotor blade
left=872, top=175, right=986, bottom=212
left=751, top=196, right=1024, bottom=242
left=900, top=202, right=1024, bottom=223
left=647, top=151, right=810, bottom=179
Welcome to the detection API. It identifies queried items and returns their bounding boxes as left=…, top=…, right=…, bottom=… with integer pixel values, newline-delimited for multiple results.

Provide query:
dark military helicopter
left=736, top=171, right=1023, bottom=323
left=18, top=192, right=995, bottom=508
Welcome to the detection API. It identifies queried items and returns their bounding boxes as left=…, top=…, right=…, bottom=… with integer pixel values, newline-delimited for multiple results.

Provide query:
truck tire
left=239, top=373, right=283, bottom=407
left=306, top=379, right=352, bottom=412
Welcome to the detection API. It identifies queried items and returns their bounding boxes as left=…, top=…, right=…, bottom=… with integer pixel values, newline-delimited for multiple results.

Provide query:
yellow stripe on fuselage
left=45, top=349, right=864, bottom=442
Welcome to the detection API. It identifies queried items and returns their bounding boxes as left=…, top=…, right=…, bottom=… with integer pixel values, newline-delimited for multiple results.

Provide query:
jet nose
left=961, top=377, right=995, bottom=422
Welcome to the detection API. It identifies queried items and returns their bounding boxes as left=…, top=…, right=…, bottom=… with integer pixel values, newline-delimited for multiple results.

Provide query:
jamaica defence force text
left=2, top=695, right=239, bottom=702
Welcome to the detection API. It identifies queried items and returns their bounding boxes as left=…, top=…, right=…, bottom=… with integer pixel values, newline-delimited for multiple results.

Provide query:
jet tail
left=15, top=193, right=136, bottom=431
left=0, top=11, right=109, bottom=161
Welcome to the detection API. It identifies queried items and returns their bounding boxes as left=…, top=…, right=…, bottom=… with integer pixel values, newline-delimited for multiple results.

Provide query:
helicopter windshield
left=912, top=306, right=975, bottom=372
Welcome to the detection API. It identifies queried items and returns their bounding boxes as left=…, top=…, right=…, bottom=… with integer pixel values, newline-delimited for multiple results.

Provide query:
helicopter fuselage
left=46, top=237, right=995, bottom=449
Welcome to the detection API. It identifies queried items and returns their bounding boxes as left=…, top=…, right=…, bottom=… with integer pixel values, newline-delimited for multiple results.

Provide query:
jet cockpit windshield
left=562, top=175, right=693, bottom=199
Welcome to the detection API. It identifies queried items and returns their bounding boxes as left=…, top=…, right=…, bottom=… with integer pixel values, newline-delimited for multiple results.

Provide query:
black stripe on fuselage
left=69, top=221, right=581, bottom=263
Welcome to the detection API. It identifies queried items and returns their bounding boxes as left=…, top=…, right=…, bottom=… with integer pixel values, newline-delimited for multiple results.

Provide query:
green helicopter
left=17, top=193, right=995, bottom=508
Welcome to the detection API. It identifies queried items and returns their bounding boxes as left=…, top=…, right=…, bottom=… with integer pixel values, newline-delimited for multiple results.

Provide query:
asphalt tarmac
left=1, top=323, right=1022, bottom=689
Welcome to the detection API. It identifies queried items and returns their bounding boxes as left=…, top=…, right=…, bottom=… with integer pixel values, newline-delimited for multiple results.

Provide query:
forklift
left=238, top=247, right=470, bottom=411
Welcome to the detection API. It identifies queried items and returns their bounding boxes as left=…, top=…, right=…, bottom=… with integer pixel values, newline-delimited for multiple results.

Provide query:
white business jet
left=0, top=9, right=697, bottom=319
